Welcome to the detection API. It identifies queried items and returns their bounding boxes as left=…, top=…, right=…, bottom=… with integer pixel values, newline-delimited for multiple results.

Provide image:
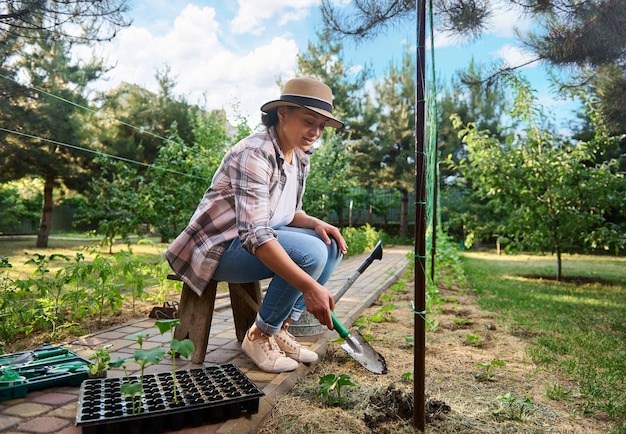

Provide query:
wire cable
left=0, top=71, right=215, bottom=160
left=0, top=127, right=207, bottom=180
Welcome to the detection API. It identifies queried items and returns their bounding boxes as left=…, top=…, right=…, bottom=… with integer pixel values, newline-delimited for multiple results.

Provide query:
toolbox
left=0, top=344, right=91, bottom=402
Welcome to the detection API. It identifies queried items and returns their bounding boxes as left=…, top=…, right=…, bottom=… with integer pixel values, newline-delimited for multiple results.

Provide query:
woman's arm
left=254, top=239, right=335, bottom=329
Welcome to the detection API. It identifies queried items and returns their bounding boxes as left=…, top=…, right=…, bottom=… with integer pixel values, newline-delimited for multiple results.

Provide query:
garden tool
left=331, top=311, right=388, bottom=375
left=333, top=240, right=383, bottom=303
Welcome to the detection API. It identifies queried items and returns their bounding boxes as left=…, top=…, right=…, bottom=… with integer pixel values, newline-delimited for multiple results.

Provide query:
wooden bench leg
left=228, top=282, right=262, bottom=342
left=174, top=280, right=218, bottom=364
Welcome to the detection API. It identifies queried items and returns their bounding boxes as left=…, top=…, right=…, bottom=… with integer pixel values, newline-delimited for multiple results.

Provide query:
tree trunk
left=399, top=188, right=409, bottom=238
left=556, top=246, right=562, bottom=281
left=36, top=172, right=55, bottom=248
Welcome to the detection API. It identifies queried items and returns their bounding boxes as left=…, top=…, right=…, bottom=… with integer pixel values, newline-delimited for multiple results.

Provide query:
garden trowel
left=331, top=311, right=387, bottom=375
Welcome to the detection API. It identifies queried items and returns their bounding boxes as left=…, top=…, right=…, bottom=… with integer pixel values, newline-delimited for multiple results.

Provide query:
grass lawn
left=0, top=234, right=169, bottom=279
left=461, top=251, right=626, bottom=429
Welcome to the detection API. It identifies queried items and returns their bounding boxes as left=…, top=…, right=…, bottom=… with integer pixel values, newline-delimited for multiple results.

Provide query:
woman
left=165, top=77, right=348, bottom=373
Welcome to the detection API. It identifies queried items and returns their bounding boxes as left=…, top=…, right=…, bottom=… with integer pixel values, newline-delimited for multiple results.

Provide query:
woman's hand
left=313, top=220, right=348, bottom=255
left=290, top=212, right=348, bottom=255
left=302, top=282, right=335, bottom=330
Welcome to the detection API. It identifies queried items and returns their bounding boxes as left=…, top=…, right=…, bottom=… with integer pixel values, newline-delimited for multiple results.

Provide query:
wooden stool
left=166, top=274, right=262, bottom=364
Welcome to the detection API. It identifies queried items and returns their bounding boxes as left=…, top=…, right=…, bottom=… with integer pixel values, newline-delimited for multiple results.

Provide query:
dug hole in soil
left=258, top=270, right=611, bottom=434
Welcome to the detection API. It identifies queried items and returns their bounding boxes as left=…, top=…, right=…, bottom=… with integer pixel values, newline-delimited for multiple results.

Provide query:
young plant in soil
left=317, top=373, right=356, bottom=406
left=88, top=344, right=116, bottom=378
left=492, top=392, right=534, bottom=421
left=475, top=359, right=505, bottom=382
left=120, top=332, right=165, bottom=414
left=154, top=318, right=195, bottom=404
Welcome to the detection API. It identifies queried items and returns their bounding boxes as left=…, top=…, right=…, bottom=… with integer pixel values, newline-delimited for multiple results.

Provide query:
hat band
left=280, top=95, right=333, bottom=114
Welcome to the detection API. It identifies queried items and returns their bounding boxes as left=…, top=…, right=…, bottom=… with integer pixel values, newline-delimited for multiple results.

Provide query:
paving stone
left=48, top=402, right=78, bottom=419
left=3, top=402, right=52, bottom=417
left=31, top=392, right=76, bottom=406
left=0, top=415, right=20, bottom=431
left=18, top=416, right=69, bottom=433
left=204, top=349, right=239, bottom=364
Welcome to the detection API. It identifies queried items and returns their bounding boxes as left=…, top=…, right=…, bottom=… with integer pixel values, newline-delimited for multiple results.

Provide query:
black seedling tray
left=0, top=344, right=91, bottom=402
left=75, top=364, right=264, bottom=434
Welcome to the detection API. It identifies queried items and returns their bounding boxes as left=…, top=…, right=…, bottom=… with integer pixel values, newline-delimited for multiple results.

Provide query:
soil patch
left=258, top=272, right=612, bottom=434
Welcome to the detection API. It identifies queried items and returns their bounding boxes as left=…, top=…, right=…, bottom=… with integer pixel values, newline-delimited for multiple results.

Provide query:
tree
left=321, top=0, right=626, bottom=132
left=0, top=0, right=131, bottom=43
left=437, top=60, right=512, bottom=241
left=95, top=67, right=196, bottom=166
left=294, top=32, right=372, bottom=227
left=80, top=157, right=144, bottom=253
left=438, top=59, right=509, bottom=179
left=144, top=109, right=250, bottom=242
left=349, top=45, right=416, bottom=237
left=0, top=33, right=104, bottom=247
left=455, top=77, right=625, bottom=279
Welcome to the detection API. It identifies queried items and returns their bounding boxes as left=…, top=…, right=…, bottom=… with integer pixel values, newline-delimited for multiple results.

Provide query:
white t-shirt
left=269, top=155, right=298, bottom=228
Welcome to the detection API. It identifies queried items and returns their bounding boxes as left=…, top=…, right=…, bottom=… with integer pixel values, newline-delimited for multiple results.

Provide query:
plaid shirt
left=165, top=126, right=310, bottom=296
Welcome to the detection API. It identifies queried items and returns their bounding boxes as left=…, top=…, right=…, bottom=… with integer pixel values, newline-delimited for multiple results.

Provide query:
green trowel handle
left=331, top=311, right=350, bottom=339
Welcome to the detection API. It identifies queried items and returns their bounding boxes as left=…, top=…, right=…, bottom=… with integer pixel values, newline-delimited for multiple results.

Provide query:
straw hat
left=261, top=77, right=344, bottom=129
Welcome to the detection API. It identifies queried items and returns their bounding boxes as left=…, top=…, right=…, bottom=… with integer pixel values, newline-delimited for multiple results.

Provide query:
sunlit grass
left=0, top=235, right=168, bottom=279
left=460, top=251, right=626, bottom=428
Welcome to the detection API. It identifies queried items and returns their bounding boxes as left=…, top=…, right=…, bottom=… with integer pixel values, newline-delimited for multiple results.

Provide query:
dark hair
left=261, top=105, right=299, bottom=128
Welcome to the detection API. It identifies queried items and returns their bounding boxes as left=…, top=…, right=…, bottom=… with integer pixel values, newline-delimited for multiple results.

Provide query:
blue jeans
left=212, top=226, right=343, bottom=335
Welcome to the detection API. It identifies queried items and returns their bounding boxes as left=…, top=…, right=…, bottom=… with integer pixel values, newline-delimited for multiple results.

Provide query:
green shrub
left=341, top=224, right=384, bottom=256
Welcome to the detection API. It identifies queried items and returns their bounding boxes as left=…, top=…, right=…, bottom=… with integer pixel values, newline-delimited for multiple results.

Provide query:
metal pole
left=414, top=0, right=427, bottom=430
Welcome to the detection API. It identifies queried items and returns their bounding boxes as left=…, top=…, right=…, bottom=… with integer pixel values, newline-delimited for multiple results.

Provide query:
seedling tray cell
left=76, top=364, right=264, bottom=433
left=0, top=344, right=91, bottom=402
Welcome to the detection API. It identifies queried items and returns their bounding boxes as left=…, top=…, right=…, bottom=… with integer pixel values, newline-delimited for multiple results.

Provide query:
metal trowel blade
left=340, top=329, right=388, bottom=375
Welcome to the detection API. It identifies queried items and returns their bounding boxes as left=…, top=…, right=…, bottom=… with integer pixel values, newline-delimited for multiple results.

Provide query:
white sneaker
left=241, top=325, right=298, bottom=373
left=275, top=324, right=319, bottom=363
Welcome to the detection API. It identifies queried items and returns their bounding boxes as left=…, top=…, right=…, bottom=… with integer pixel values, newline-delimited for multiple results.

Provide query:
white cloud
left=430, top=0, right=532, bottom=48
left=493, top=44, right=538, bottom=68
left=230, top=0, right=319, bottom=35
left=487, top=0, right=532, bottom=38
left=86, top=4, right=301, bottom=125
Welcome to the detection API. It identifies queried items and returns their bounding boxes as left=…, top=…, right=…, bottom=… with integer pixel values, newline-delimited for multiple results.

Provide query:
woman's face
left=277, top=107, right=329, bottom=152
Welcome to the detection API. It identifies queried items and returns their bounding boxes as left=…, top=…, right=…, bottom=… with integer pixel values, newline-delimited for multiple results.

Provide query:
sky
left=82, top=0, right=580, bottom=130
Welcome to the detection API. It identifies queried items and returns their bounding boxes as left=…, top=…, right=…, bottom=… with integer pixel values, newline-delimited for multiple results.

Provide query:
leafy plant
left=475, top=359, right=505, bottom=381
left=465, top=333, right=482, bottom=347
left=546, top=383, right=572, bottom=401
left=154, top=318, right=195, bottom=403
left=317, top=373, right=356, bottom=405
left=87, top=255, right=122, bottom=322
left=401, top=371, right=413, bottom=383
left=87, top=344, right=124, bottom=377
left=453, top=317, right=469, bottom=328
left=120, top=332, right=165, bottom=414
left=492, top=392, right=534, bottom=421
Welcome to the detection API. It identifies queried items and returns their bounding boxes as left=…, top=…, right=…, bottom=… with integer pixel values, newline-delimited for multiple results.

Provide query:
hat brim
left=261, top=100, right=344, bottom=129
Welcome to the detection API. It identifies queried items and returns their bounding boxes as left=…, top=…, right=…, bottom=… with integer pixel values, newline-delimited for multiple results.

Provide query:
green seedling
left=401, top=371, right=413, bottom=383
left=492, top=392, right=534, bottom=421
left=317, top=373, right=356, bottom=406
left=120, top=332, right=165, bottom=414
left=88, top=344, right=114, bottom=377
left=546, top=383, right=572, bottom=401
left=155, top=318, right=195, bottom=403
left=453, top=317, right=469, bottom=328
left=475, top=359, right=505, bottom=381
left=389, top=280, right=406, bottom=293
left=465, top=333, right=482, bottom=347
